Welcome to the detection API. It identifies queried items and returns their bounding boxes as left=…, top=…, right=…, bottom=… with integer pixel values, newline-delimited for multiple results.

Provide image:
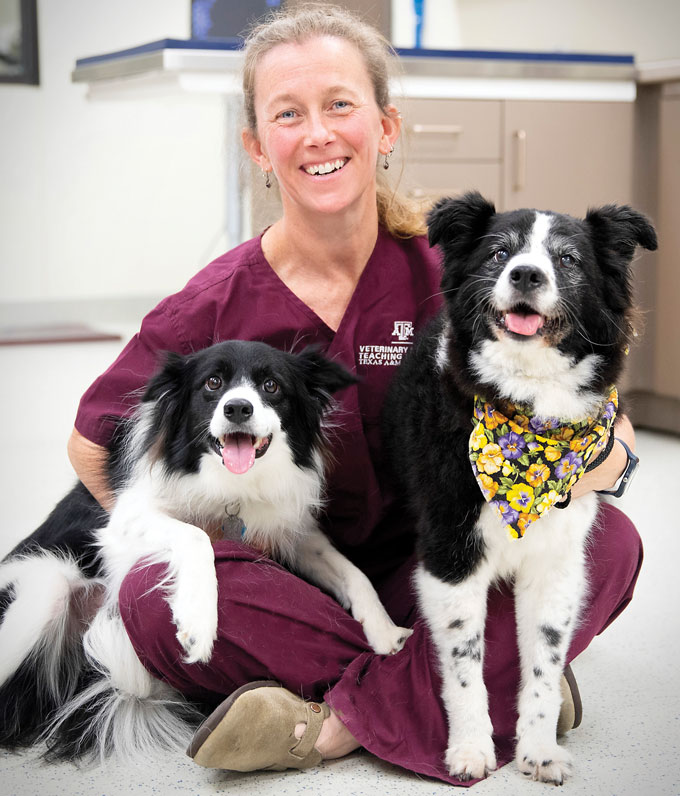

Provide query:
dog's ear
left=427, top=191, right=496, bottom=252
left=140, top=351, right=195, bottom=465
left=585, top=204, right=658, bottom=260
left=142, top=351, right=188, bottom=403
left=294, top=348, right=357, bottom=409
left=585, top=205, right=657, bottom=312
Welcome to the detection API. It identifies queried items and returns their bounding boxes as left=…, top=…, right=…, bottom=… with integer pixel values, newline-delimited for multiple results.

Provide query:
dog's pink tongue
left=505, top=312, right=544, bottom=336
left=222, top=434, right=256, bottom=474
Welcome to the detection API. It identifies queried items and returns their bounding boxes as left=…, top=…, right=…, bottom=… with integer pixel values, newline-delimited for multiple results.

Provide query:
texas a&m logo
left=358, top=320, right=415, bottom=367
left=392, top=321, right=414, bottom=342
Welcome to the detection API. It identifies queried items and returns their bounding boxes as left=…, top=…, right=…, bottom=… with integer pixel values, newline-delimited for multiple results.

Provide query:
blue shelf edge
left=75, top=38, right=635, bottom=69
left=75, top=38, right=242, bottom=68
left=395, top=47, right=634, bottom=65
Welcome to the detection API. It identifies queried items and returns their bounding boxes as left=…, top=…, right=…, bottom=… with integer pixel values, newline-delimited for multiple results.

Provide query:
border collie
left=0, top=340, right=411, bottom=763
left=383, top=192, right=656, bottom=784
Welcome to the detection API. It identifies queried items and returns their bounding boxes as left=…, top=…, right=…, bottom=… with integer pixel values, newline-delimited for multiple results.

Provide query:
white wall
left=0, top=0, right=228, bottom=305
left=457, top=0, right=680, bottom=61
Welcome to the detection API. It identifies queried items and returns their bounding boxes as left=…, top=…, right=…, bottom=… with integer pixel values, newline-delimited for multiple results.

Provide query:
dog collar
left=469, top=387, right=618, bottom=539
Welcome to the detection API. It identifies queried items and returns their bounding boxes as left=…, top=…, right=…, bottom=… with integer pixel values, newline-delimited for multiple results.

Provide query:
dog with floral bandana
left=383, top=192, right=656, bottom=784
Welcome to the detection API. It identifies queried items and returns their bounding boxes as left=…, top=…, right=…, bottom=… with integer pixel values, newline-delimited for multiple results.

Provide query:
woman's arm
left=570, top=414, right=636, bottom=500
left=67, top=427, right=115, bottom=512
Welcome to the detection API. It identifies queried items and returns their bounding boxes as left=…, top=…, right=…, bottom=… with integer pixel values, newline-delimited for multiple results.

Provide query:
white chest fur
left=478, top=492, right=599, bottom=583
left=469, top=338, right=603, bottom=420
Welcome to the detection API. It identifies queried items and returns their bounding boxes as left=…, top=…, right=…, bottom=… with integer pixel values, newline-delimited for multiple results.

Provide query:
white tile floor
left=1, top=331, right=679, bottom=796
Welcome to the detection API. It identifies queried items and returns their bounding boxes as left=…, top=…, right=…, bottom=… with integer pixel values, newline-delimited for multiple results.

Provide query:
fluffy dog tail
left=42, top=605, right=202, bottom=763
left=0, top=553, right=201, bottom=763
left=0, top=552, right=101, bottom=748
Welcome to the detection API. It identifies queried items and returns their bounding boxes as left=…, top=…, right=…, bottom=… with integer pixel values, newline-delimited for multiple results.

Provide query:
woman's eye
left=494, top=249, right=510, bottom=263
left=278, top=109, right=297, bottom=121
left=205, top=376, right=222, bottom=391
left=332, top=100, right=351, bottom=111
left=263, top=379, right=279, bottom=394
left=560, top=254, right=575, bottom=267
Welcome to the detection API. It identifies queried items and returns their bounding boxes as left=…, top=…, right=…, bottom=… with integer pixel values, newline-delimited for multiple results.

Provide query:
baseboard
left=626, top=390, right=680, bottom=436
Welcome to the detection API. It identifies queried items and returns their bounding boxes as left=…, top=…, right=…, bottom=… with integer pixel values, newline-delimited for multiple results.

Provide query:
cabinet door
left=654, top=89, right=680, bottom=406
left=400, top=162, right=501, bottom=207
left=400, top=99, right=502, bottom=162
left=503, top=100, right=634, bottom=214
left=396, top=98, right=502, bottom=207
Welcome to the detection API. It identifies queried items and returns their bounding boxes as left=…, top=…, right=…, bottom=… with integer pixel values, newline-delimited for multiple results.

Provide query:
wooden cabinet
left=397, top=98, right=502, bottom=207
left=654, top=86, right=680, bottom=413
left=398, top=97, right=634, bottom=214
left=627, top=80, right=680, bottom=434
left=502, top=100, right=634, bottom=213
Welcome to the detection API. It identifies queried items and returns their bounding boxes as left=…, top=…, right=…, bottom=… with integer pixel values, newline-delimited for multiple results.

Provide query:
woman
left=67, top=5, right=641, bottom=785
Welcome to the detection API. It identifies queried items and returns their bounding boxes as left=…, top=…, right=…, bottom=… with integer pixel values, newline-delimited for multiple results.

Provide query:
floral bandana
left=469, top=387, right=618, bottom=539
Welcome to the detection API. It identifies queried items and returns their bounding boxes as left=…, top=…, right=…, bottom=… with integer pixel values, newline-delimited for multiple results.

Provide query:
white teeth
left=305, top=158, right=346, bottom=176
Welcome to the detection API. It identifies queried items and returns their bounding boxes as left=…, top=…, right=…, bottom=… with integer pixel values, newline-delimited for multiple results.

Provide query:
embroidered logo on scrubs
left=359, top=321, right=414, bottom=367
left=469, top=387, right=618, bottom=539
left=392, top=321, right=414, bottom=343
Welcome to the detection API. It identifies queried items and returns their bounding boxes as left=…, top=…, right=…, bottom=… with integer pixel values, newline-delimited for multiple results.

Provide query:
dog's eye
left=559, top=254, right=576, bottom=267
left=262, top=379, right=279, bottom=394
left=205, top=376, right=222, bottom=391
left=494, top=249, right=510, bottom=263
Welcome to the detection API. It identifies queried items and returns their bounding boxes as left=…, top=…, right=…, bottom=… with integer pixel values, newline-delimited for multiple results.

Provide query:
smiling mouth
left=495, top=304, right=558, bottom=338
left=211, top=433, right=272, bottom=474
left=303, top=158, right=348, bottom=176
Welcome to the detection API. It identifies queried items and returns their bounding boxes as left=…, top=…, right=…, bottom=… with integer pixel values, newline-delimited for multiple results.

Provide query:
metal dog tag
left=221, top=502, right=245, bottom=541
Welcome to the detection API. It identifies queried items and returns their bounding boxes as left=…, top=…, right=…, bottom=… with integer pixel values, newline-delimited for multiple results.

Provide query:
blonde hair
left=241, top=3, right=426, bottom=238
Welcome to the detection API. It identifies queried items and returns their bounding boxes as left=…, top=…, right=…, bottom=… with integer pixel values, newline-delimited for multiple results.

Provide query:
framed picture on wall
left=0, top=0, right=39, bottom=85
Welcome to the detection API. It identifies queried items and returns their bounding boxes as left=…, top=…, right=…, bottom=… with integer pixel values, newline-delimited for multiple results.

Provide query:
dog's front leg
left=293, top=525, right=413, bottom=655
left=416, top=562, right=496, bottom=781
left=100, top=495, right=218, bottom=665
left=513, top=541, right=587, bottom=784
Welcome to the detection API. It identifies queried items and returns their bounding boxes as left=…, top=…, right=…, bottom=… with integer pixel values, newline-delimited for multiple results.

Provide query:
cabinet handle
left=513, top=129, right=527, bottom=192
left=411, top=124, right=463, bottom=136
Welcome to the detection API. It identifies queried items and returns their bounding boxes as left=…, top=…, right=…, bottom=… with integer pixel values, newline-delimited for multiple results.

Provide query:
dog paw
left=175, top=622, right=216, bottom=664
left=516, top=738, right=573, bottom=785
left=446, top=736, right=496, bottom=781
left=170, top=586, right=218, bottom=664
left=362, top=620, right=414, bottom=655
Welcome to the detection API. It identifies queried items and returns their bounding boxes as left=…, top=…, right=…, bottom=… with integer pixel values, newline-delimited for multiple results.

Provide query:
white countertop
left=72, top=40, right=638, bottom=103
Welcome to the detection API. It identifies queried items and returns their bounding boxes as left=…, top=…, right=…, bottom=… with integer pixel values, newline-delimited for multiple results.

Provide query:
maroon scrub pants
left=119, top=503, right=642, bottom=786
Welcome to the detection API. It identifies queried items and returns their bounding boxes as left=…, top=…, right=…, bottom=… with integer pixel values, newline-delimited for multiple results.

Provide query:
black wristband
left=555, top=431, right=616, bottom=511
left=584, top=430, right=616, bottom=473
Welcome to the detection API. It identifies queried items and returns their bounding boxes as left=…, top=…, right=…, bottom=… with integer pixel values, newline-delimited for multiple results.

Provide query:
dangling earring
left=383, top=147, right=394, bottom=170
left=262, top=170, right=272, bottom=189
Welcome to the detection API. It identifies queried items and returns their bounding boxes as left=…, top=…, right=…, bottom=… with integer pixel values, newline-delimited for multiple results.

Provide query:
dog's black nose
left=224, top=399, right=254, bottom=424
left=509, top=265, right=545, bottom=292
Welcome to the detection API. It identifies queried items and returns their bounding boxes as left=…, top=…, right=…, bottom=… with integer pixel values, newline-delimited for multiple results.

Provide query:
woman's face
left=243, top=35, right=399, bottom=220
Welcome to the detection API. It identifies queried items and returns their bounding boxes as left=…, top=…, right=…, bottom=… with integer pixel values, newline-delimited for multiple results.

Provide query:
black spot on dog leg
left=541, top=625, right=563, bottom=647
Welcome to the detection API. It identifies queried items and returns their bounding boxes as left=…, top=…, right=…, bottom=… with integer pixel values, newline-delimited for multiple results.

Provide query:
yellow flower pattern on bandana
left=469, top=387, right=618, bottom=539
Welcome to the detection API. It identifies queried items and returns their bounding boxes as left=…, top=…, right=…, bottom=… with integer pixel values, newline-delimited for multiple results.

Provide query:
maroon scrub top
left=75, top=228, right=443, bottom=582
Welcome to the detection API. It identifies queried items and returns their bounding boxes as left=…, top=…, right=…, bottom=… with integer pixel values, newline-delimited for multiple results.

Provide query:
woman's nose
left=303, top=112, right=335, bottom=146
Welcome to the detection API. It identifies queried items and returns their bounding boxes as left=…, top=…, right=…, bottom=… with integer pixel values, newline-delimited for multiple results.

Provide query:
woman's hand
left=570, top=414, right=636, bottom=499
left=67, top=427, right=115, bottom=511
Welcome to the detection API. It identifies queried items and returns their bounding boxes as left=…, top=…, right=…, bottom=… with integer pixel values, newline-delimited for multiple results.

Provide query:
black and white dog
left=0, top=340, right=411, bottom=762
left=384, top=192, right=656, bottom=784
